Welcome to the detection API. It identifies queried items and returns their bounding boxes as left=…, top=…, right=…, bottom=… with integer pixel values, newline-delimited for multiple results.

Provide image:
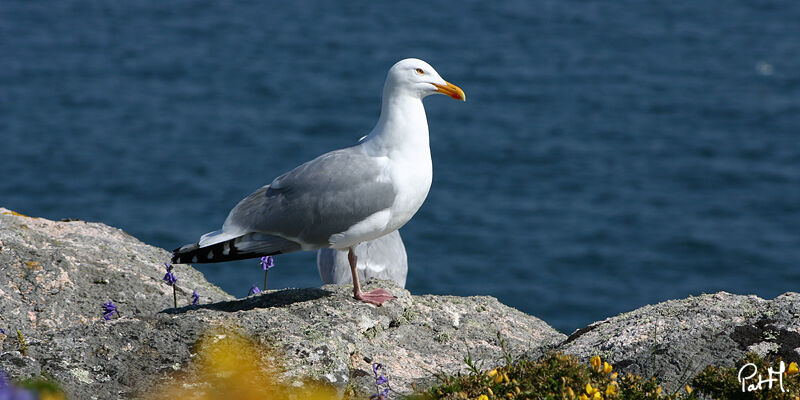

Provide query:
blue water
left=2, top=0, right=799, bottom=333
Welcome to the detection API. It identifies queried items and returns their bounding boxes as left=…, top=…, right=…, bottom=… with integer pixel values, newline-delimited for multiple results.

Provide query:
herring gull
left=172, top=58, right=465, bottom=305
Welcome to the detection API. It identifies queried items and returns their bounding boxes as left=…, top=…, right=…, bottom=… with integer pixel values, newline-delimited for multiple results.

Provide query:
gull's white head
left=384, top=58, right=466, bottom=102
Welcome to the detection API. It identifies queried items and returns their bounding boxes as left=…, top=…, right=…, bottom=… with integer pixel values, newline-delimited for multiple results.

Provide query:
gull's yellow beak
left=433, top=81, right=466, bottom=101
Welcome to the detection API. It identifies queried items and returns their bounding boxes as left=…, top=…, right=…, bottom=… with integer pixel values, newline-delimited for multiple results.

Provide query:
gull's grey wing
left=223, top=148, right=397, bottom=248
left=317, top=230, right=408, bottom=287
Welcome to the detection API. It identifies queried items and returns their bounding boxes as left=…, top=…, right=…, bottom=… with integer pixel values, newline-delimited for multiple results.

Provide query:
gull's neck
left=361, top=89, right=430, bottom=158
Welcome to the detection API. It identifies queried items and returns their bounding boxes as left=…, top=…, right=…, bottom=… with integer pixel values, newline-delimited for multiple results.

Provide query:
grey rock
left=0, top=208, right=564, bottom=399
left=188, top=282, right=564, bottom=396
left=557, top=291, right=800, bottom=391
left=0, top=352, right=41, bottom=378
left=0, top=207, right=233, bottom=336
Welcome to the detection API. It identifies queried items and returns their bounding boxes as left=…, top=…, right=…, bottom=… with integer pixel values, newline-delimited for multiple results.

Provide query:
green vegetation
left=17, top=375, right=66, bottom=400
left=411, top=352, right=800, bottom=399
left=691, top=353, right=800, bottom=400
left=16, top=329, right=27, bottom=356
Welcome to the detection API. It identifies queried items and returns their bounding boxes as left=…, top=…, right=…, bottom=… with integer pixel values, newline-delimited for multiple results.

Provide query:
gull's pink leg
left=349, top=247, right=395, bottom=306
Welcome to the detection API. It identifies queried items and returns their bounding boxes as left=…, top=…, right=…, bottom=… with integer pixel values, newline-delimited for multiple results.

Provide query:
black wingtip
left=171, top=237, right=291, bottom=264
left=171, top=243, right=199, bottom=264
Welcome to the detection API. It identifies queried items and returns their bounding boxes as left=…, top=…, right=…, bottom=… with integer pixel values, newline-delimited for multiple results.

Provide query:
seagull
left=172, top=58, right=465, bottom=305
left=317, top=230, right=407, bottom=288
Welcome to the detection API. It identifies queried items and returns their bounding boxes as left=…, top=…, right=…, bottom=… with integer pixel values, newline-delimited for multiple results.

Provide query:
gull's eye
left=415, top=68, right=424, bottom=75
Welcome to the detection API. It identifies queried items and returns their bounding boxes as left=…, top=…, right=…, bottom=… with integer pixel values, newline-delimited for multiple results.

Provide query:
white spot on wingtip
left=192, top=256, right=198, bottom=263
left=223, top=243, right=230, bottom=255
left=208, top=249, right=214, bottom=259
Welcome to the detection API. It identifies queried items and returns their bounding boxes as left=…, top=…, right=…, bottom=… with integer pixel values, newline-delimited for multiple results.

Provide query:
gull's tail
left=171, top=233, right=301, bottom=264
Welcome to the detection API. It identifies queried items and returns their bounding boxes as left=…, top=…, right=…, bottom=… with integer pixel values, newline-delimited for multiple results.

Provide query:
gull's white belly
left=386, top=155, right=432, bottom=230
left=327, top=153, right=432, bottom=250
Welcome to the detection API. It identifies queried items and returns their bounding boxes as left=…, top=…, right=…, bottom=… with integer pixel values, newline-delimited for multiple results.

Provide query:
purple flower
left=0, top=328, right=5, bottom=335
left=370, top=362, right=390, bottom=399
left=249, top=285, right=261, bottom=295
left=260, top=256, right=275, bottom=271
left=163, top=263, right=177, bottom=286
left=0, top=370, right=35, bottom=400
left=191, top=290, right=199, bottom=305
left=101, top=301, right=117, bottom=320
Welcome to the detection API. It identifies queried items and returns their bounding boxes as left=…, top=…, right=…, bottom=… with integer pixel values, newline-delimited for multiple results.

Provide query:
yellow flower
left=586, top=383, right=596, bottom=395
left=494, top=373, right=504, bottom=384
left=655, top=386, right=662, bottom=395
left=590, top=356, right=602, bottom=371
left=515, top=386, right=521, bottom=394
left=685, top=385, right=692, bottom=394
left=787, top=362, right=799, bottom=375
left=477, top=395, right=489, bottom=400
left=592, top=392, right=602, bottom=400
left=488, top=388, right=494, bottom=396
left=503, top=373, right=510, bottom=383
left=567, top=387, right=576, bottom=399
left=40, top=392, right=66, bottom=400
left=579, top=395, right=589, bottom=400
left=488, top=369, right=498, bottom=377
left=605, top=383, right=617, bottom=396
left=610, top=372, right=618, bottom=380
left=143, top=328, right=338, bottom=400
left=603, top=362, right=613, bottom=374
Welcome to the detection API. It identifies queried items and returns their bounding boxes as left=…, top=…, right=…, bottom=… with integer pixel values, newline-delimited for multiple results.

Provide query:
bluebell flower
left=163, top=263, right=177, bottom=286
left=260, top=256, right=275, bottom=290
left=0, top=328, right=5, bottom=335
left=370, top=362, right=390, bottom=399
left=102, top=301, right=118, bottom=320
left=260, top=256, right=275, bottom=271
left=191, top=290, right=199, bottom=305
left=249, top=285, right=261, bottom=295
left=0, top=370, right=36, bottom=400
left=163, top=262, right=179, bottom=308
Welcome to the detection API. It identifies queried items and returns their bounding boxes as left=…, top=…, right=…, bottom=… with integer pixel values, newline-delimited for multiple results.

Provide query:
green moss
left=434, top=332, right=451, bottom=343
left=303, top=326, right=326, bottom=343
left=402, top=308, right=417, bottom=322
left=363, top=325, right=383, bottom=340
